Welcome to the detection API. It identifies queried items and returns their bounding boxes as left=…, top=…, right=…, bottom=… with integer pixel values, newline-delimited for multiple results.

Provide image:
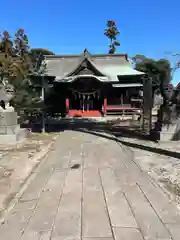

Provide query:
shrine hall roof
left=45, top=52, right=145, bottom=82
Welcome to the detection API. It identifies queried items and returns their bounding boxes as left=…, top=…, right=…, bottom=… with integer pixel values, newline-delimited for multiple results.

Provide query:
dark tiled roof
left=45, top=52, right=144, bottom=81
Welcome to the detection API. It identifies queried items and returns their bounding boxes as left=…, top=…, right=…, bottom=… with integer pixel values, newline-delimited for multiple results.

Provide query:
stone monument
left=152, top=84, right=180, bottom=141
left=0, top=84, right=28, bottom=144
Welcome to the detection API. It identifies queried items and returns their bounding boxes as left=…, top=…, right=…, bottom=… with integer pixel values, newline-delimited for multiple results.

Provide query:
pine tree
left=104, top=20, right=120, bottom=54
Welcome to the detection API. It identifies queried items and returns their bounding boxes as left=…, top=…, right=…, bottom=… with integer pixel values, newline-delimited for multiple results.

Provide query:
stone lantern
left=0, top=82, right=27, bottom=143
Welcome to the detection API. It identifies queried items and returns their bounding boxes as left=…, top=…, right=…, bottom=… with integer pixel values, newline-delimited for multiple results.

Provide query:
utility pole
left=31, top=52, right=47, bottom=133
left=41, top=76, right=45, bottom=133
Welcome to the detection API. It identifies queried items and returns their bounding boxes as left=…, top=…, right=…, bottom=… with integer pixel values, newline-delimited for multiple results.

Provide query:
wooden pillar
left=121, top=93, right=124, bottom=119
left=103, top=98, right=107, bottom=116
left=82, top=95, right=85, bottom=112
left=65, top=98, right=69, bottom=114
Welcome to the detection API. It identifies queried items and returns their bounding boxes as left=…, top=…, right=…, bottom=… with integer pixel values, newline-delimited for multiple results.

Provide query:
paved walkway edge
left=0, top=135, right=58, bottom=224
left=77, top=130, right=180, bottom=208
left=116, top=137, right=180, bottom=207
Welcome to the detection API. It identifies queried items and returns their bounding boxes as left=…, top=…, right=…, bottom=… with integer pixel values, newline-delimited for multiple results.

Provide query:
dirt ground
left=0, top=133, right=57, bottom=218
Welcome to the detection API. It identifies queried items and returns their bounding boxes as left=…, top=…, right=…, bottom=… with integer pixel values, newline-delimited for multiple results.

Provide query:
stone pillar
left=0, top=112, right=28, bottom=144
left=103, top=98, right=107, bottom=116
left=65, top=98, right=69, bottom=115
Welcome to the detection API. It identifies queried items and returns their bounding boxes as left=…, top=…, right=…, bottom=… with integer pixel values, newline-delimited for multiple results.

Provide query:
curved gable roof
left=45, top=52, right=145, bottom=82
left=66, top=56, right=106, bottom=77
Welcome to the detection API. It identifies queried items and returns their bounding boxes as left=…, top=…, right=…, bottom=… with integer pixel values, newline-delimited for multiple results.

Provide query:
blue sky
left=1, top=0, right=180, bottom=84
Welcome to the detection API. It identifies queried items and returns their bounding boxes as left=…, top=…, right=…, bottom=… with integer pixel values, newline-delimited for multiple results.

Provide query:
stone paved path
left=0, top=130, right=180, bottom=240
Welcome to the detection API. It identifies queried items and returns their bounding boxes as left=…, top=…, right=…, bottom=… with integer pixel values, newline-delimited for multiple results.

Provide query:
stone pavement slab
left=113, top=227, right=143, bottom=240
left=122, top=184, right=170, bottom=239
left=0, top=200, right=37, bottom=239
left=83, top=168, right=112, bottom=238
left=120, top=136, right=180, bottom=207
left=51, top=169, right=82, bottom=239
left=0, top=130, right=180, bottom=239
left=21, top=230, right=51, bottom=240
left=114, top=144, right=180, bottom=225
left=166, top=223, right=180, bottom=240
left=100, top=168, right=138, bottom=228
left=83, top=239, right=113, bottom=240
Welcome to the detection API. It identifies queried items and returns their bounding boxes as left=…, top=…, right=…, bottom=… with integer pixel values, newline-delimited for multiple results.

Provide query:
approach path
left=0, top=130, right=180, bottom=240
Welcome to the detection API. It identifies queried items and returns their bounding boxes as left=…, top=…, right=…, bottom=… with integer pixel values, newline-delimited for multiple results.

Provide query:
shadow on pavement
left=22, top=117, right=180, bottom=160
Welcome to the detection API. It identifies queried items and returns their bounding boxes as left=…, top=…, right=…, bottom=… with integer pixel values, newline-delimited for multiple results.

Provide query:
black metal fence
left=18, top=108, right=43, bottom=125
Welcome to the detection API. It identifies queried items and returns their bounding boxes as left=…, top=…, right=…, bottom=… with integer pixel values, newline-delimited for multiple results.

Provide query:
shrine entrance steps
left=68, top=110, right=102, bottom=117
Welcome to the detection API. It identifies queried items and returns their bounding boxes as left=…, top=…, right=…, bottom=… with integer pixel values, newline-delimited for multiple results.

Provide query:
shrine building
left=44, top=49, right=145, bottom=117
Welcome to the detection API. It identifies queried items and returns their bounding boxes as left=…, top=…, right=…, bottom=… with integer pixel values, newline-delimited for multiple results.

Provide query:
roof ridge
left=45, top=53, right=128, bottom=59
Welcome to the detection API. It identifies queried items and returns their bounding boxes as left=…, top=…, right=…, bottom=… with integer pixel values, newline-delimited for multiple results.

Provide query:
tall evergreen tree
left=104, top=20, right=120, bottom=54
left=0, top=29, right=36, bottom=109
